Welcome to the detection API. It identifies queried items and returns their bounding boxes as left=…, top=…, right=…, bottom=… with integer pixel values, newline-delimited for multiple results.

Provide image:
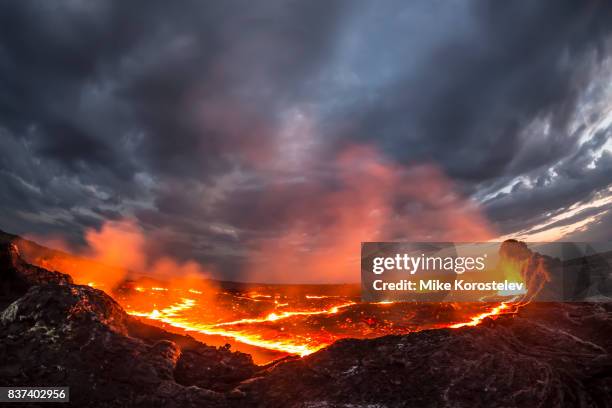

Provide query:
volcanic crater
left=1, top=236, right=611, bottom=407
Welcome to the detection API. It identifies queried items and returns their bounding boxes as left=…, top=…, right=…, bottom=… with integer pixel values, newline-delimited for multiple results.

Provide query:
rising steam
left=245, top=145, right=494, bottom=283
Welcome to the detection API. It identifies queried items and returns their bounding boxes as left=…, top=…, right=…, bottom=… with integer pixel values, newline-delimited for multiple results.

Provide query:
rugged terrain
left=1, top=241, right=611, bottom=407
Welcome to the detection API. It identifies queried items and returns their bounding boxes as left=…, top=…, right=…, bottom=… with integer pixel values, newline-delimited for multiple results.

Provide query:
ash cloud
left=0, top=0, right=611, bottom=281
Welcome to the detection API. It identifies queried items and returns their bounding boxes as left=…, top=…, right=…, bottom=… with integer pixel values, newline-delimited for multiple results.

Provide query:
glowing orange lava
left=212, top=302, right=355, bottom=327
left=125, top=286, right=515, bottom=358
left=127, top=296, right=336, bottom=355
left=449, top=303, right=511, bottom=328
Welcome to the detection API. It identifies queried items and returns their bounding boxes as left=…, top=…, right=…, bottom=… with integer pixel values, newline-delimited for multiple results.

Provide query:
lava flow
left=449, top=302, right=512, bottom=328
left=127, top=295, right=355, bottom=356
left=115, top=282, right=517, bottom=363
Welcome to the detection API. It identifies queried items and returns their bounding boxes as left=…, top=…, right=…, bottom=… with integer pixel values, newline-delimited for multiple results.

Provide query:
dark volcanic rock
left=240, top=302, right=612, bottom=408
left=0, top=284, right=256, bottom=407
left=0, top=242, right=72, bottom=309
left=0, top=243, right=256, bottom=407
left=1, top=241, right=611, bottom=407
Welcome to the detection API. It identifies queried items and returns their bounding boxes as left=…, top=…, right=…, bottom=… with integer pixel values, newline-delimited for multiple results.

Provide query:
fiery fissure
left=449, top=303, right=511, bottom=328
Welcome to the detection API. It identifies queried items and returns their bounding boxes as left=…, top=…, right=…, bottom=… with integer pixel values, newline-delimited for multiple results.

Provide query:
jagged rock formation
left=1, top=241, right=611, bottom=407
left=0, top=243, right=73, bottom=309
left=0, top=242, right=256, bottom=407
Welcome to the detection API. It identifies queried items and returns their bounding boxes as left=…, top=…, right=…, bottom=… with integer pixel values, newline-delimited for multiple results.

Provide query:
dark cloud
left=333, top=1, right=611, bottom=179
left=0, top=0, right=611, bottom=280
left=563, top=208, right=612, bottom=242
left=484, top=139, right=612, bottom=234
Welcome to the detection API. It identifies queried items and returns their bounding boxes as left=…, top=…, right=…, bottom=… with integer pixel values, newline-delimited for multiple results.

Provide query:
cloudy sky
left=1, top=1, right=611, bottom=282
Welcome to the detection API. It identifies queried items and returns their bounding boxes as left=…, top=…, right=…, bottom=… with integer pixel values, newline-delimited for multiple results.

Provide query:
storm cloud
left=0, top=0, right=611, bottom=281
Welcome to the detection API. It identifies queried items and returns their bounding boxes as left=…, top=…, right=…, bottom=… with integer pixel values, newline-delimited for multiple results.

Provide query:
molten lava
left=127, top=295, right=352, bottom=356
left=449, top=303, right=511, bottom=328
left=117, top=283, right=516, bottom=363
